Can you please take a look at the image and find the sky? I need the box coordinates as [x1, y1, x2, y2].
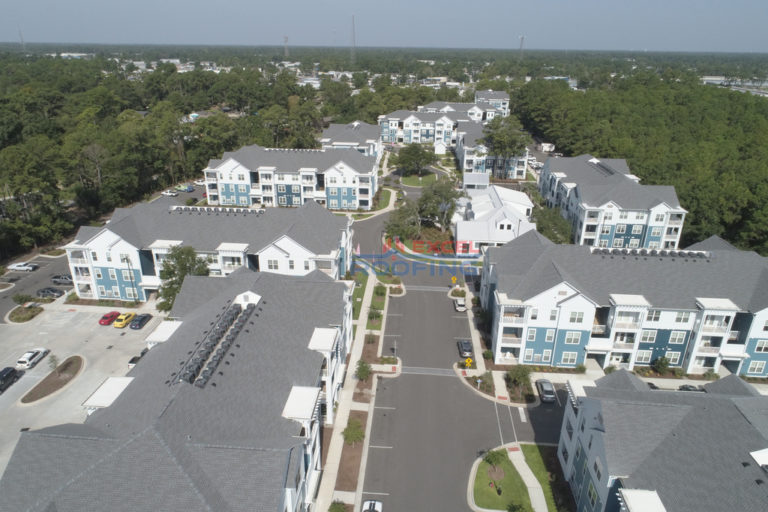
[2, 0, 767, 53]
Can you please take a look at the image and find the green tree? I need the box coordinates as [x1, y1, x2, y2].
[506, 365, 531, 389]
[417, 179, 464, 233]
[392, 144, 437, 177]
[652, 357, 670, 375]
[356, 360, 372, 382]
[481, 116, 532, 169]
[483, 449, 507, 471]
[384, 199, 421, 241]
[328, 501, 347, 512]
[342, 418, 365, 447]
[157, 245, 210, 312]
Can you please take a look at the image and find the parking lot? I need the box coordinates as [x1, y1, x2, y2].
[0, 255, 72, 322]
[0, 300, 160, 473]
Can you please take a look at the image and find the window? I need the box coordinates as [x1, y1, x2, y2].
[239, 196, 248, 205]
[676, 311, 690, 323]
[636, 212, 646, 221]
[524, 349, 534, 362]
[649, 241, 660, 249]
[328, 176, 337, 184]
[91, 251, 98, 261]
[121, 270, 131, 281]
[106, 252, 112, 262]
[304, 261, 310, 271]
[111, 286, 120, 297]
[588, 483, 598, 507]
[600, 226, 611, 234]
[330, 188, 337, 196]
[669, 331, 686, 344]
[632, 224, 643, 234]
[628, 238, 640, 248]
[619, 211, 628, 220]
[565, 332, 581, 344]
[292, 196, 301, 205]
[543, 349, 552, 362]
[640, 330, 657, 343]
[330, 200, 338, 208]
[95, 269, 102, 279]
[126, 287, 137, 299]
[655, 213, 665, 222]
[598, 240, 609, 248]
[756, 340, 768, 353]
[613, 238, 624, 248]
[593, 459, 602, 481]
[604, 212, 613, 221]
[666, 351, 680, 364]
[527, 329, 537, 341]
[277, 184, 286, 193]
[562, 352, 577, 364]
[292, 185, 300, 193]
[546, 329, 555, 342]
[570, 312, 584, 323]
[238, 184, 246, 192]
[288, 260, 294, 270]
[763, 320, 768, 331]
[108, 269, 117, 280]
[748, 361, 766, 374]
[530, 308, 538, 320]
[278, 196, 287, 205]
[615, 224, 626, 234]
[651, 227, 662, 237]
[267, 259, 278, 270]
[635, 350, 652, 364]
[647, 309, 661, 322]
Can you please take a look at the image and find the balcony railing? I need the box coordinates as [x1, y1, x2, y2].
[721, 344, 747, 357]
[698, 345, 720, 354]
[701, 324, 728, 334]
[613, 342, 635, 350]
[592, 324, 607, 335]
[668, 218, 684, 225]
[501, 335, 522, 346]
[503, 314, 525, 325]
[70, 258, 88, 265]
[74, 273, 91, 281]
[728, 330, 739, 341]
[614, 321, 640, 329]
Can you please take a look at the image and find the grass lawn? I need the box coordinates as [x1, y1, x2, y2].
[520, 444, 576, 512]
[352, 272, 369, 320]
[9, 305, 44, 322]
[371, 294, 386, 311]
[353, 213, 374, 220]
[474, 457, 533, 511]
[401, 172, 437, 187]
[372, 188, 391, 211]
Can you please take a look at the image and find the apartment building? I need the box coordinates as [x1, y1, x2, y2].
[63, 198, 352, 302]
[452, 185, 536, 256]
[418, 100, 502, 122]
[558, 370, 768, 512]
[378, 110, 463, 147]
[0, 270, 352, 512]
[320, 120, 383, 163]
[539, 155, 686, 249]
[474, 90, 510, 116]
[455, 121, 528, 188]
[204, 144, 378, 211]
[480, 231, 768, 377]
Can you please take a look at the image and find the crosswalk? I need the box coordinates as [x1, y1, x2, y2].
[401, 366, 456, 377]
[404, 285, 450, 292]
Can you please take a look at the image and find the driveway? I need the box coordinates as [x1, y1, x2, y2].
[0, 301, 160, 474]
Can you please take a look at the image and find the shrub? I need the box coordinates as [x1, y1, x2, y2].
[367, 309, 382, 320]
[703, 368, 719, 380]
[450, 288, 466, 298]
[374, 284, 387, 296]
[379, 356, 397, 365]
[12, 293, 35, 305]
[329, 502, 347, 512]
[604, 365, 616, 374]
[390, 285, 404, 295]
[507, 365, 531, 388]
[342, 418, 365, 447]
[185, 197, 197, 206]
[483, 349, 493, 360]
[673, 368, 685, 378]
[471, 296, 481, 307]
[365, 334, 378, 345]
[652, 356, 670, 375]
[575, 364, 587, 374]
[483, 449, 507, 470]
[356, 360, 372, 381]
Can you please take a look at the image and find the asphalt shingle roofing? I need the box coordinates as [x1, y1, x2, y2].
[321, 121, 380, 143]
[548, 155, 682, 210]
[584, 372, 768, 512]
[0, 270, 346, 512]
[487, 231, 768, 311]
[209, 143, 376, 175]
[73, 198, 348, 255]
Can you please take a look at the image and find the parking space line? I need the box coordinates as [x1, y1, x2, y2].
[369, 445, 393, 449]
[451, 315, 467, 319]
[387, 313, 403, 317]
[517, 407, 527, 423]
[363, 492, 390, 496]
[374, 406, 396, 410]
[507, 405, 519, 443]
[382, 334, 401, 337]
[493, 402, 505, 446]
[555, 388, 562, 407]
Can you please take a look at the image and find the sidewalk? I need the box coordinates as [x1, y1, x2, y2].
[506, 444, 548, 512]
[315, 266, 376, 512]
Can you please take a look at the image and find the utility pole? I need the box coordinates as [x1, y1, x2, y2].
[519, 35, 525, 61]
[351, 16, 357, 66]
[283, 36, 289, 58]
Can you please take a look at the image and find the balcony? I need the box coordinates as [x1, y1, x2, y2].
[69, 257, 88, 265]
[592, 324, 607, 336]
[614, 342, 635, 350]
[728, 330, 739, 342]
[697, 345, 720, 354]
[74, 272, 91, 281]
[586, 337, 613, 352]
[668, 217, 684, 226]
[501, 335, 522, 346]
[720, 344, 747, 358]
[701, 324, 728, 334]
[503, 314, 525, 325]
[614, 321, 640, 330]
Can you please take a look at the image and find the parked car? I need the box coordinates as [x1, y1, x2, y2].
[678, 384, 703, 392]
[457, 339, 473, 358]
[36, 287, 64, 299]
[193, 179, 206, 186]
[0, 367, 20, 393]
[175, 183, 194, 192]
[99, 311, 121, 326]
[161, 189, 178, 197]
[128, 348, 150, 369]
[536, 379, 557, 403]
[453, 297, 467, 312]
[129, 313, 153, 330]
[16, 348, 49, 369]
[51, 274, 73, 285]
[7, 262, 39, 272]
[647, 382, 660, 390]
[361, 501, 382, 512]
[113, 312, 137, 328]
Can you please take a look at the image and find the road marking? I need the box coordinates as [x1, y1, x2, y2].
[406, 285, 450, 292]
[387, 313, 403, 317]
[555, 387, 562, 407]
[369, 445, 393, 449]
[382, 334, 401, 337]
[494, 402, 505, 446]
[375, 406, 396, 410]
[507, 405, 519, 444]
[363, 492, 391, 496]
[401, 366, 455, 377]
[452, 315, 467, 319]
[518, 407, 527, 423]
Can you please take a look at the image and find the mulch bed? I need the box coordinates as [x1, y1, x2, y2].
[353, 377, 373, 403]
[488, 465, 505, 481]
[21, 356, 83, 403]
[361, 335, 379, 364]
[65, 296, 140, 308]
[321, 426, 333, 468]
[336, 410, 368, 492]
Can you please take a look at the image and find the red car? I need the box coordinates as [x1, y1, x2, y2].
[99, 311, 121, 326]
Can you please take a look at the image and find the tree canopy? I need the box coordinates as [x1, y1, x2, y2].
[157, 245, 210, 312]
[481, 116, 532, 160]
[392, 143, 438, 176]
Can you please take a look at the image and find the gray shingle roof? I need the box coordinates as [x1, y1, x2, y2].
[475, 90, 509, 100]
[380, 110, 464, 124]
[547, 155, 682, 210]
[320, 121, 380, 144]
[583, 371, 768, 512]
[686, 235, 740, 252]
[210, 144, 376, 175]
[0, 271, 346, 512]
[457, 121, 486, 147]
[73, 199, 348, 255]
[487, 230, 768, 311]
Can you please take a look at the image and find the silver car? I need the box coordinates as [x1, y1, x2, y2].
[16, 348, 49, 369]
[536, 379, 556, 403]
